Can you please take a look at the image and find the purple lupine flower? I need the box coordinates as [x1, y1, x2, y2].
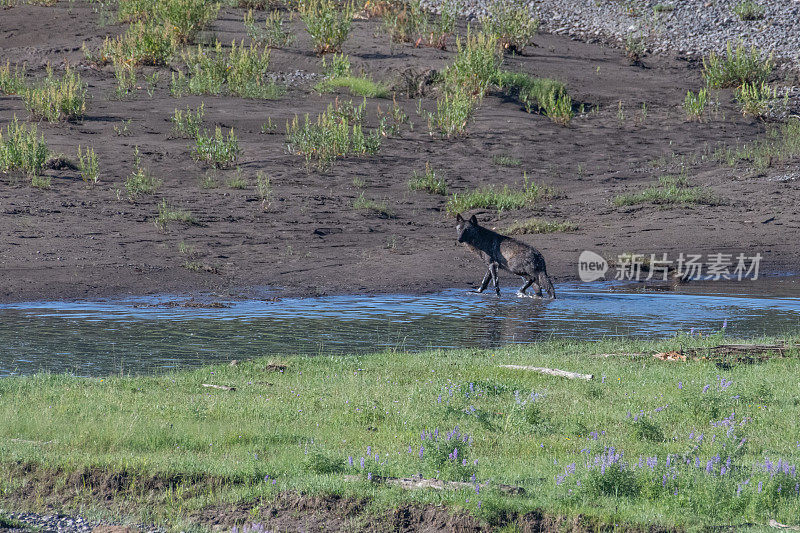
[758, 481, 763, 492]
[419, 446, 424, 459]
[678, 381, 683, 390]
[367, 472, 372, 481]
[702, 384, 711, 393]
[360, 457, 365, 469]
[348, 456, 354, 467]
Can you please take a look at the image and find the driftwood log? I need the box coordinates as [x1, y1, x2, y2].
[499, 365, 593, 381]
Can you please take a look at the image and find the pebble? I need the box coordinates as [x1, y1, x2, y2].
[0, 510, 163, 533]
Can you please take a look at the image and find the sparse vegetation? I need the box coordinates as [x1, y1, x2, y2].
[492, 154, 521, 167]
[226, 169, 248, 189]
[244, 9, 293, 48]
[408, 163, 447, 195]
[612, 175, 721, 207]
[480, 0, 539, 54]
[171, 40, 282, 99]
[22, 66, 86, 122]
[0, 118, 49, 178]
[714, 118, 800, 170]
[99, 20, 178, 67]
[286, 100, 381, 168]
[0, 61, 26, 95]
[77, 146, 99, 185]
[125, 147, 162, 199]
[736, 81, 779, 118]
[256, 171, 272, 208]
[702, 41, 773, 89]
[733, 0, 765, 21]
[314, 54, 389, 98]
[353, 192, 394, 217]
[381, 0, 428, 45]
[506, 218, 578, 234]
[497, 71, 573, 125]
[446, 175, 552, 214]
[193, 126, 241, 168]
[156, 199, 197, 230]
[683, 88, 708, 120]
[624, 32, 646, 63]
[299, 0, 356, 54]
[116, 0, 220, 43]
[171, 104, 205, 138]
[30, 174, 51, 189]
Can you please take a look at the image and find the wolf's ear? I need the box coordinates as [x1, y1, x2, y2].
[469, 214, 478, 225]
[455, 213, 463, 222]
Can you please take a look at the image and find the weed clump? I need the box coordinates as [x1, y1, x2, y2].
[408, 163, 447, 195]
[314, 54, 389, 98]
[125, 147, 162, 199]
[733, 0, 765, 21]
[683, 88, 708, 121]
[0, 118, 49, 178]
[480, 0, 539, 54]
[446, 174, 551, 214]
[612, 175, 721, 207]
[736, 81, 781, 118]
[506, 218, 577, 234]
[193, 127, 241, 168]
[299, 0, 356, 54]
[171, 104, 205, 139]
[22, 66, 86, 122]
[286, 100, 381, 169]
[244, 9, 293, 48]
[702, 41, 773, 89]
[171, 40, 282, 99]
[77, 146, 99, 185]
[497, 71, 573, 125]
[0, 61, 26, 95]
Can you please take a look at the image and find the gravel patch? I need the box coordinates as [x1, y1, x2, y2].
[422, 0, 800, 73]
[0, 510, 163, 533]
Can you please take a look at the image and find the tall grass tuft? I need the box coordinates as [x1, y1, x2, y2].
[193, 127, 241, 168]
[125, 146, 162, 199]
[0, 61, 26, 95]
[480, 0, 539, 54]
[445, 174, 551, 214]
[314, 54, 389, 98]
[299, 0, 356, 54]
[497, 71, 573, 125]
[244, 9, 293, 48]
[683, 88, 708, 120]
[77, 146, 99, 185]
[0, 118, 49, 178]
[22, 66, 86, 122]
[702, 41, 773, 89]
[736, 81, 779, 118]
[171, 40, 282, 99]
[612, 175, 721, 207]
[408, 163, 447, 195]
[733, 0, 765, 21]
[171, 104, 205, 138]
[286, 100, 381, 169]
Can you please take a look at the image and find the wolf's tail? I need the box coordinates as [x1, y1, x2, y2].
[538, 271, 556, 299]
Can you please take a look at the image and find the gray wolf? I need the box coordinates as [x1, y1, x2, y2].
[455, 213, 556, 299]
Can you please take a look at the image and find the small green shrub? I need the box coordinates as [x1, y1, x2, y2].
[112, 60, 137, 99]
[171, 104, 205, 138]
[408, 163, 446, 195]
[491, 154, 521, 167]
[381, 0, 428, 44]
[480, 0, 539, 53]
[497, 71, 572, 125]
[100, 20, 178, 66]
[353, 192, 394, 217]
[193, 126, 241, 168]
[299, 0, 356, 54]
[244, 9, 293, 48]
[22, 66, 86, 122]
[226, 168, 248, 189]
[0, 61, 26, 95]
[505, 218, 577, 234]
[314, 54, 389, 97]
[125, 147, 162, 199]
[443, 30, 502, 100]
[31, 175, 52, 189]
[256, 171, 272, 208]
[172, 40, 282, 99]
[117, 0, 219, 43]
[541, 90, 573, 125]
[733, 0, 765, 21]
[624, 32, 646, 62]
[702, 41, 773, 89]
[446, 174, 551, 214]
[683, 88, 708, 120]
[0, 118, 49, 178]
[612, 175, 720, 207]
[427, 90, 475, 137]
[736, 81, 778, 117]
[286, 100, 381, 168]
[156, 199, 197, 230]
[77, 146, 99, 185]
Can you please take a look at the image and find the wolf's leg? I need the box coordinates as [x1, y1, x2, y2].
[490, 263, 500, 296]
[516, 277, 533, 298]
[538, 272, 556, 299]
[469, 269, 492, 294]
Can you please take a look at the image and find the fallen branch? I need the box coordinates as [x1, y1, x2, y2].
[202, 383, 236, 391]
[499, 365, 593, 381]
[769, 519, 800, 531]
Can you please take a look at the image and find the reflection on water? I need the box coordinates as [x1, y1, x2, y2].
[0, 282, 798, 377]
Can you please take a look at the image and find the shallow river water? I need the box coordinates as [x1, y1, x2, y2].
[0, 282, 798, 377]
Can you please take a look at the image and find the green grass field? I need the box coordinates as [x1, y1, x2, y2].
[1, 335, 799, 531]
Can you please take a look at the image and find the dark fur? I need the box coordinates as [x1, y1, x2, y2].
[455, 214, 556, 299]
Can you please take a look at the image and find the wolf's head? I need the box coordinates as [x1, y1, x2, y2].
[455, 213, 479, 243]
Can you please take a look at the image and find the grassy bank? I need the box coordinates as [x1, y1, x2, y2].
[1, 336, 799, 531]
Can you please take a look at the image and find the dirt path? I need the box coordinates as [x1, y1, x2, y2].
[1, 2, 798, 302]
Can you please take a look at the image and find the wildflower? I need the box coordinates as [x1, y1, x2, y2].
[678, 381, 683, 389]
